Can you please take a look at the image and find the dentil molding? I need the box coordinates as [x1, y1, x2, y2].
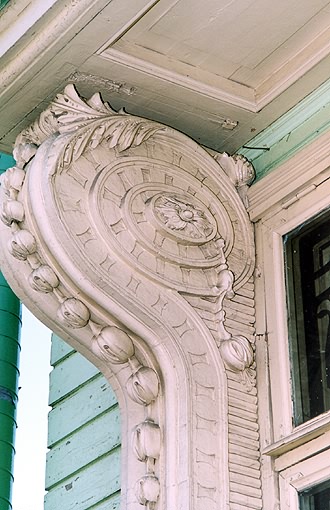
[0, 85, 260, 510]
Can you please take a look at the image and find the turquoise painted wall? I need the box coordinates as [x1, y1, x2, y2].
[45, 335, 121, 510]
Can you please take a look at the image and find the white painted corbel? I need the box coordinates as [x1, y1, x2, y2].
[0, 85, 260, 510]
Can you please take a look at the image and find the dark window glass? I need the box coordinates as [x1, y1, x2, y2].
[284, 208, 330, 426]
[299, 479, 330, 510]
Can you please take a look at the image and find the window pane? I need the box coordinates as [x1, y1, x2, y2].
[299, 479, 330, 510]
[284, 208, 330, 426]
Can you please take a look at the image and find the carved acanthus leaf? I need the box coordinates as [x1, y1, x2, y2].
[215, 152, 255, 207]
[15, 111, 59, 154]
[216, 153, 255, 188]
[50, 84, 165, 167]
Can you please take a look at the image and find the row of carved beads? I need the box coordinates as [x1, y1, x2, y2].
[1, 166, 61, 297]
[91, 324, 161, 507]
[1, 158, 161, 509]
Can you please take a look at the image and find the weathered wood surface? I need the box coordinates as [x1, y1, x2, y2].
[45, 335, 121, 510]
[49, 351, 100, 405]
[51, 334, 75, 365]
[44, 450, 121, 510]
[46, 408, 120, 488]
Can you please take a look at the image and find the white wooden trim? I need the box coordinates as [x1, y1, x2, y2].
[279, 449, 330, 495]
[100, 47, 257, 111]
[264, 412, 330, 457]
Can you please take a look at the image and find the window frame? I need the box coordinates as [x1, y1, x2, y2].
[257, 187, 330, 444]
[248, 129, 330, 510]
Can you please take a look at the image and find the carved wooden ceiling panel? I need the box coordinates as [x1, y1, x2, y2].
[1, 0, 330, 154]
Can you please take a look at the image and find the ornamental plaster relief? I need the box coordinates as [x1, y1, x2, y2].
[0, 85, 260, 510]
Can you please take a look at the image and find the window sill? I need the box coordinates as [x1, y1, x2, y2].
[263, 411, 330, 457]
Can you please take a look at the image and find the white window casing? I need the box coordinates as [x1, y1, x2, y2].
[248, 128, 330, 510]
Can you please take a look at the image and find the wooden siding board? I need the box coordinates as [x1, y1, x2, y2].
[87, 492, 121, 510]
[46, 408, 121, 488]
[50, 334, 75, 365]
[48, 374, 118, 446]
[49, 352, 100, 405]
[46, 335, 121, 510]
[44, 450, 121, 510]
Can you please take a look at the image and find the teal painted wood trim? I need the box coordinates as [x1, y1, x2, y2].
[238, 77, 330, 180]
[44, 449, 121, 510]
[0, 153, 14, 173]
[48, 373, 118, 446]
[46, 407, 120, 489]
[49, 351, 100, 405]
[50, 334, 75, 366]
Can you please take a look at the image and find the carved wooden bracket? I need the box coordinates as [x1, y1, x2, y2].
[0, 85, 260, 510]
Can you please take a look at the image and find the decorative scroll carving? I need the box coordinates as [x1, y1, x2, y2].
[0, 85, 259, 510]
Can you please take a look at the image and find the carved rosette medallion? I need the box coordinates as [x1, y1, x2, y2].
[151, 193, 216, 242]
[83, 156, 236, 295]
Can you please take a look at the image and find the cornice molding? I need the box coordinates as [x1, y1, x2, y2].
[247, 127, 330, 221]
[0, 0, 112, 96]
[100, 47, 257, 112]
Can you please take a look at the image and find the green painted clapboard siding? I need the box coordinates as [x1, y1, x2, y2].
[47, 374, 118, 446]
[85, 492, 121, 510]
[238, 75, 330, 180]
[46, 335, 121, 510]
[50, 334, 75, 365]
[44, 449, 121, 510]
[49, 351, 100, 405]
[46, 407, 120, 488]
